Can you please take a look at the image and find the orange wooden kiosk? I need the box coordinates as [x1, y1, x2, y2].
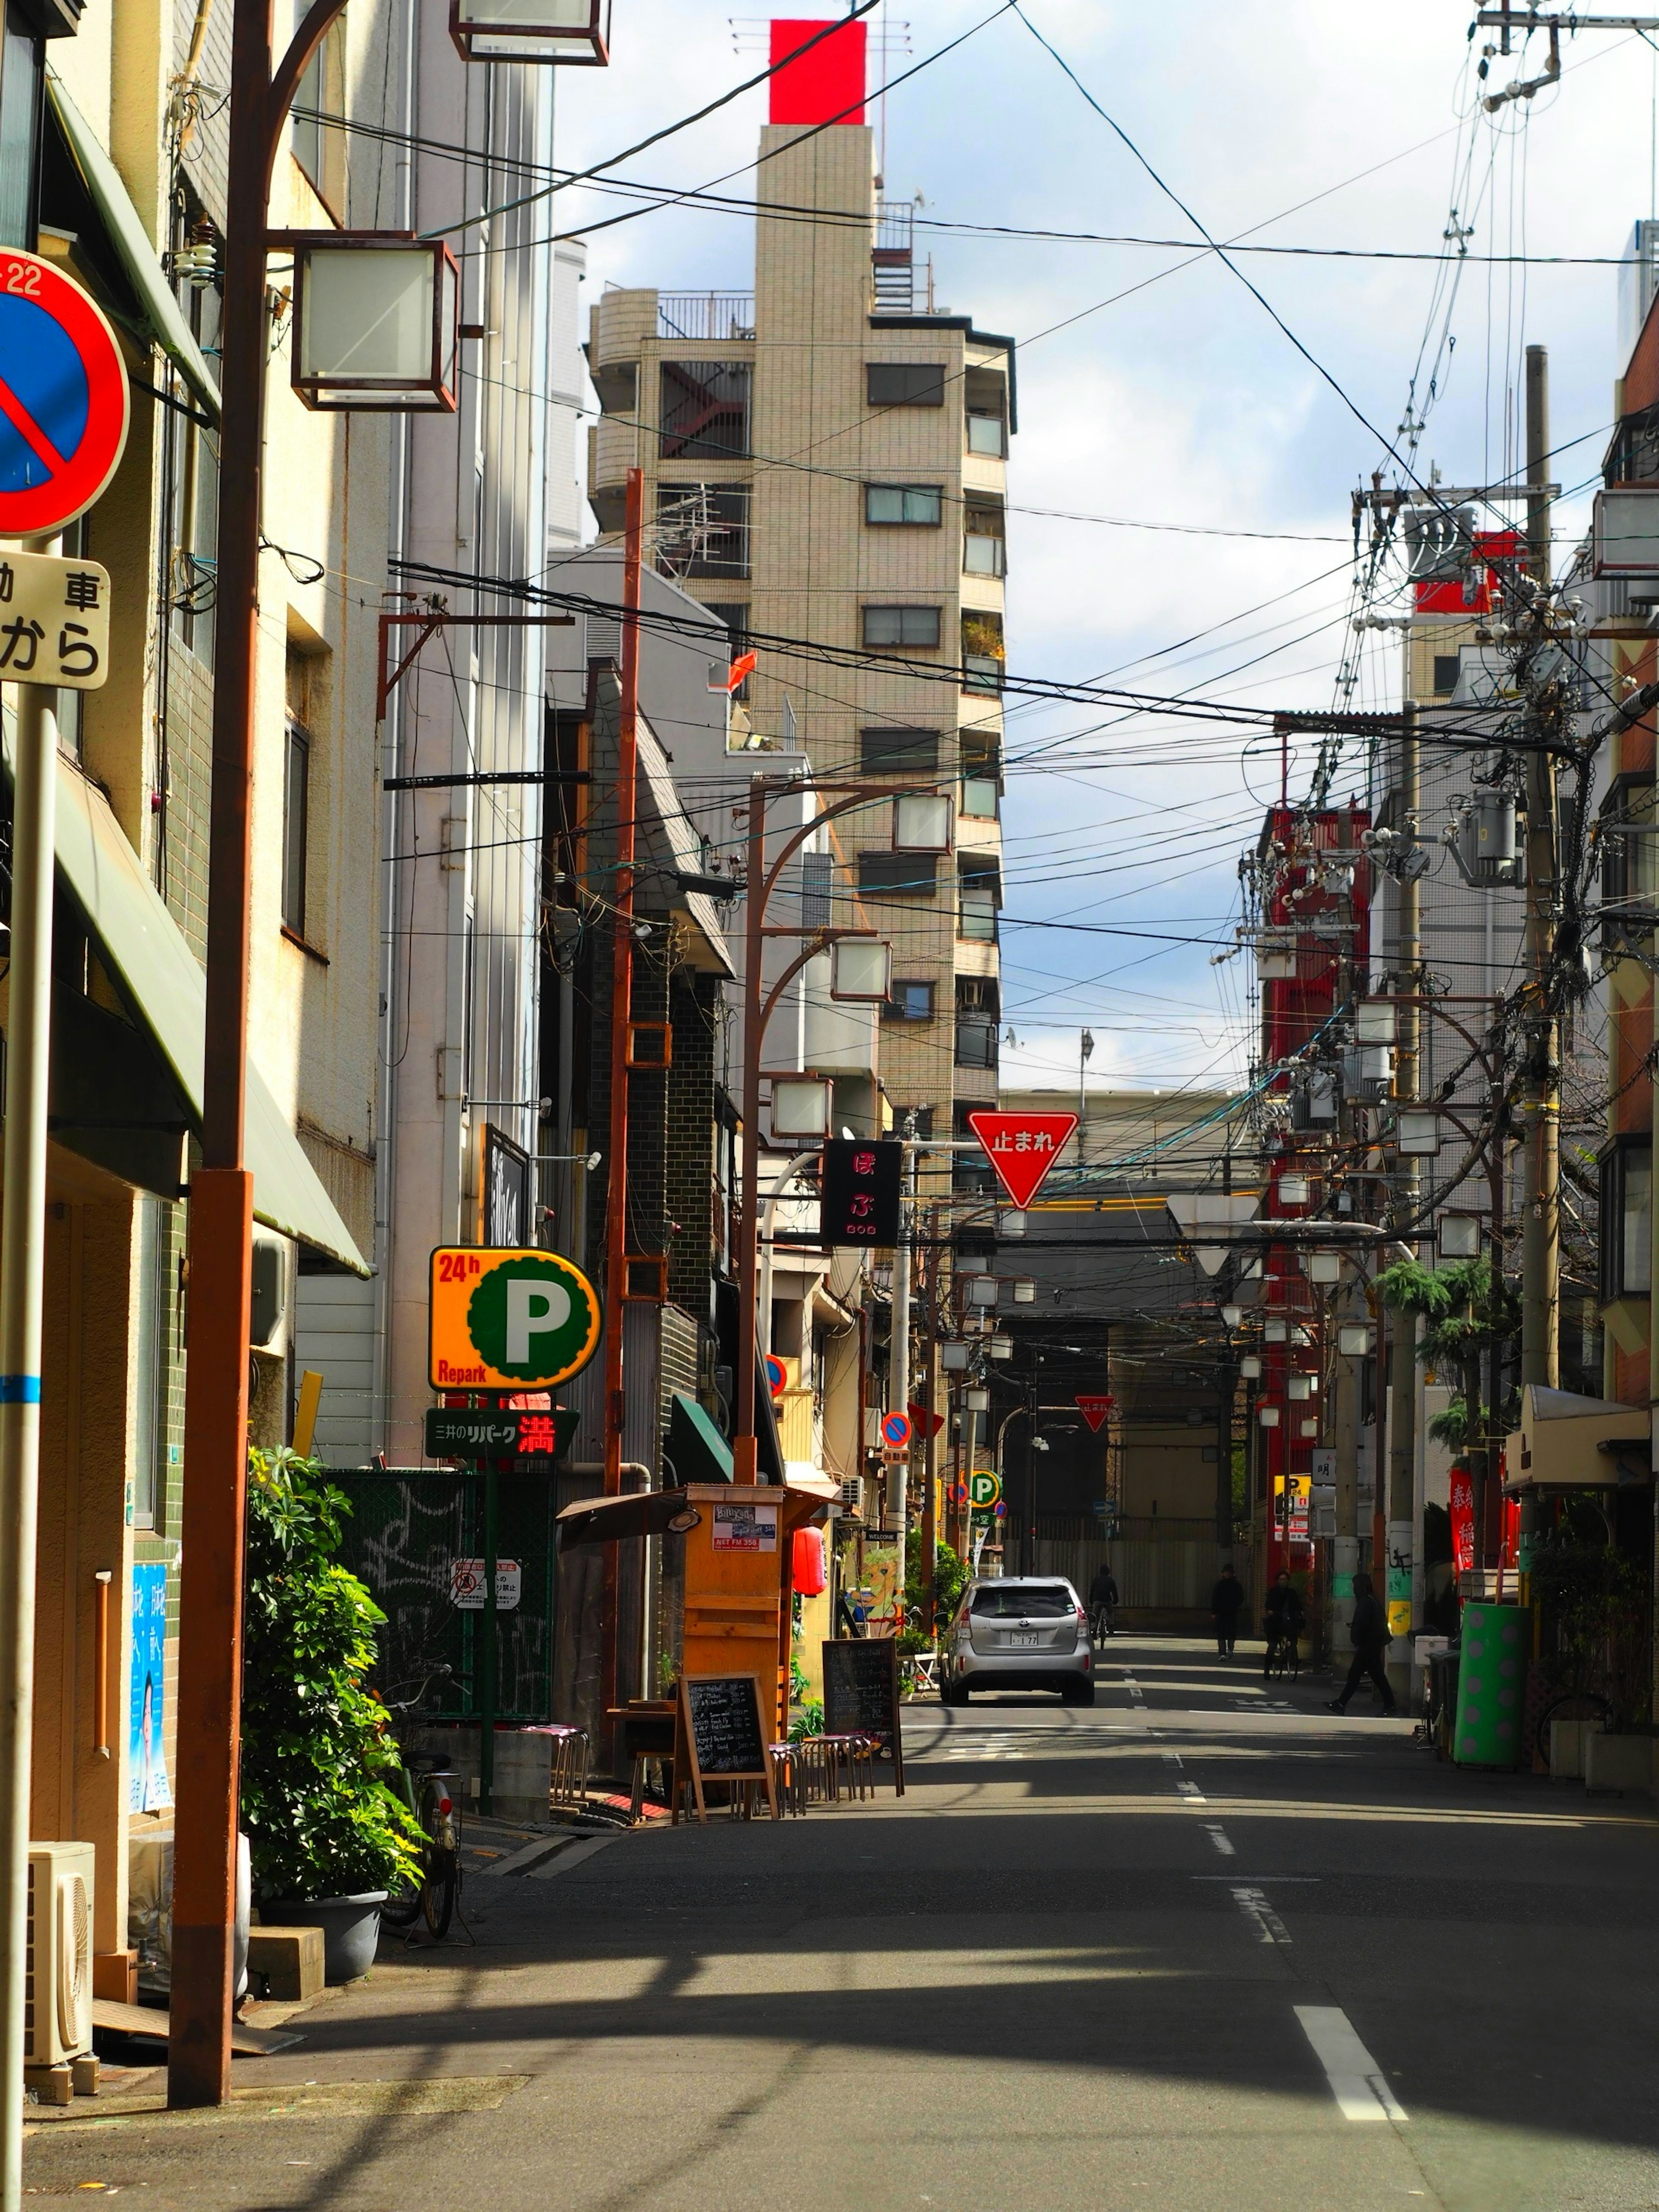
[558, 1472, 836, 1738]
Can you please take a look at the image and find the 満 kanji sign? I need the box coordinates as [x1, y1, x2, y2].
[0, 547, 110, 690]
[0, 251, 130, 536]
[428, 1246, 601, 1391]
[966, 1110, 1077, 1210]
[1075, 1393, 1115, 1433]
[424, 1406, 579, 1460]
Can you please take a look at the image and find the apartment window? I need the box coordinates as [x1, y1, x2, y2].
[1600, 1136, 1653, 1302]
[867, 361, 945, 408]
[659, 360, 751, 458]
[859, 725, 939, 775]
[865, 483, 942, 526]
[958, 856, 1000, 941]
[1600, 772, 1656, 949]
[961, 609, 1004, 693]
[0, 7, 41, 249]
[282, 718, 310, 936]
[293, 18, 347, 217]
[965, 365, 1008, 456]
[885, 980, 935, 1022]
[1606, 401, 1659, 487]
[859, 851, 938, 897]
[863, 604, 941, 651]
[954, 1017, 998, 1069]
[961, 772, 999, 819]
[964, 498, 1006, 576]
[1432, 653, 1461, 695]
[655, 484, 749, 578]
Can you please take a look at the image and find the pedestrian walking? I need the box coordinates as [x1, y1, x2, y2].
[1211, 1564, 1245, 1657]
[1327, 1570, 1398, 1715]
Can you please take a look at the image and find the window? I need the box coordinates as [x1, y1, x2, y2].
[867, 361, 945, 408]
[282, 718, 310, 936]
[885, 980, 935, 1022]
[1600, 1137, 1653, 1302]
[1606, 402, 1659, 487]
[865, 483, 942, 526]
[971, 1583, 1074, 1618]
[863, 604, 941, 650]
[659, 360, 751, 458]
[965, 365, 1008, 456]
[964, 499, 1006, 576]
[961, 609, 1004, 693]
[1600, 772, 1656, 949]
[859, 725, 939, 775]
[1432, 653, 1461, 695]
[0, 7, 41, 249]
[958, 857, 1000, 942]
[799, 850, 832, 929]
[293, 17, 347, 218]
[954, 1018, 998, 1069]
[858, 852, 937, 896]
[654, 484, 749, 578]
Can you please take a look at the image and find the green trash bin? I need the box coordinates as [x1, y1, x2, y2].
[1452, 1602, 1528, 1767]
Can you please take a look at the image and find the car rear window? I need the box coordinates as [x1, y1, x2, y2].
[970, 1584, 1075, 1619]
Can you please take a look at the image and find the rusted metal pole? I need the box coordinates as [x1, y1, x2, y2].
[734, 774, 766, 1485]
[600, 468, 643, 1723]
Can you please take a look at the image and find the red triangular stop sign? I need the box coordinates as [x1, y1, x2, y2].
[907, 1401, 945, 1439]
[966, 1110, 1077, 1210]
[1076, 1393, 1115, 1432]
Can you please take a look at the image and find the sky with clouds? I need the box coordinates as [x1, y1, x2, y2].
[550, 0, 1659, 1098]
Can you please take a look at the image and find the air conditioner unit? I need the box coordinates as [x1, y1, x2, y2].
[26, 1843, 94, 2069]
[839, 1475, 865, 1516]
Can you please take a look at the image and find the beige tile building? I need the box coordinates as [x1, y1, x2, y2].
[586, 117, 1013, 1189]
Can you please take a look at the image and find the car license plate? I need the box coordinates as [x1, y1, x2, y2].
[1009, 1631, 1039, 1648]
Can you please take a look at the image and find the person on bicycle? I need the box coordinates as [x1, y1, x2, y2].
[1262, 1570, 1305, 1677]
[1087, 1563, 1119, 1640]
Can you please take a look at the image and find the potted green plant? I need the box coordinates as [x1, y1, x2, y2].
[240, 1449, 420, 1982]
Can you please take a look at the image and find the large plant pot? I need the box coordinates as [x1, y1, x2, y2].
[262, 1892, 387, 1983]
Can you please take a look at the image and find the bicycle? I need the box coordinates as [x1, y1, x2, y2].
[1264, 1629, 1300, 1682]
[1089, 1601, 1117, 1643]
[378, 1667, 462, 1941]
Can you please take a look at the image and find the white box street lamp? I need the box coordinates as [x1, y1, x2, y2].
[449, 0, 611, 62]
[285, 234, 460, 411]
[766, 1076, 833, 1139]
[829, 936, 891, 1001]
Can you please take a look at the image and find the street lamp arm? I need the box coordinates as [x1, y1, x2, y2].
[756, 779, 944, 910]
[265, 0, 352, 178]
[756, 928, 857, 1037]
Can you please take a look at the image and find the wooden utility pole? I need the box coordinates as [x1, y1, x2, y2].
[1385, 700, 1420, 1674]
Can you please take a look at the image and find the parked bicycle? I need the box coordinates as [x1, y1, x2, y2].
[378, 1666, 461, 1941]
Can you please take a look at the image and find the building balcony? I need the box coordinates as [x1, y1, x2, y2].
[656, 292, 755, 342]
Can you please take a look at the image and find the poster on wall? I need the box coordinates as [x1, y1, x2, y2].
[129, 1562, 172, 1813]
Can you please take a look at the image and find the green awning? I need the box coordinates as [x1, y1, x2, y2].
[44, 70, 222, 423]
[3, 728, 367, 1274]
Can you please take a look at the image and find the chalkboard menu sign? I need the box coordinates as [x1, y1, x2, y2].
[821, 1637, 905, 1795]
[676, 1672, 778, 1820]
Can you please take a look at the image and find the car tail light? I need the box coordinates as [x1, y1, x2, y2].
[1076, 1606, 1088, 1628]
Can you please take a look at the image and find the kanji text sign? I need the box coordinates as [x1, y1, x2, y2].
[424, 1407, 578, 1459]
[428, 1246, 601, 1390]
[0, 549, 110, 689]
[966, 1110, 1078, 1209]
[0, 251, 130, 535]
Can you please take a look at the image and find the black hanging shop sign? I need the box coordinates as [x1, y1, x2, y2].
[819, 1138, 902, 1248]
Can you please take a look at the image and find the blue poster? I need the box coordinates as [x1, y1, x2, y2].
[129, 1563, 172, 1813]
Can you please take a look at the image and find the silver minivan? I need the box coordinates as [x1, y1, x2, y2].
[939, 1577, 1094, 1705]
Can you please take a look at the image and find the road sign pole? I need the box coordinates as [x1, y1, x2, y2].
[481, 1452, 499, 1817]
[0, 566, 60, 2212]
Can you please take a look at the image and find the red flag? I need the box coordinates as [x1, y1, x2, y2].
[966, 1109, 1077, 1209]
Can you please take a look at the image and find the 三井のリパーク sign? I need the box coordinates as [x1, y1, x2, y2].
[428, 1246, 601, 1390]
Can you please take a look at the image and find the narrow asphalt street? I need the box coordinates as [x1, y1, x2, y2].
[27, 1635, 1659, 2212]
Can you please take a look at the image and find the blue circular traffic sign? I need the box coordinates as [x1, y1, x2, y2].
[0, 251, 129, 536]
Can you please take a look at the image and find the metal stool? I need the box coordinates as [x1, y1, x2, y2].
[769, 1743, 806, 1816]
[547, 1725, 590, 1809]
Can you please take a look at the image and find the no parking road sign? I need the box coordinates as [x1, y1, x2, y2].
[880, 1409, 912, 1452]
[0, 251, 130, 537]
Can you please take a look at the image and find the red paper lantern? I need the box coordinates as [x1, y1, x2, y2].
[791, 1526, 827, 1596]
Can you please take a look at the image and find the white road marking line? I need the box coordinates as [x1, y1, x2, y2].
[484, 1832, 578, 1877]
[1192, 1875, 1321, 1882]
[1204, 1824, 1235, 1856]
[1176, 1780, 1206, 1804]
[524, 1834, 618, 1879]
[1294, 2005, 1408, 2123]
[1162, 1751, 1182, 1766]
[1232, 1885, 1291, 1945]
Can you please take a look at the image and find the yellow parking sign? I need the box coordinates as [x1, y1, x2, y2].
[428, 1247, 602, 1391]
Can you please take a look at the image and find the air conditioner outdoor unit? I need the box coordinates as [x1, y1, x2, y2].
[26, 1842, 94, 2069]
[839, 1475, 865, 1516]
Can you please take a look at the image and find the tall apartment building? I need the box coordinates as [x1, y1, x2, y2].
[585, 17, 1013, 1188]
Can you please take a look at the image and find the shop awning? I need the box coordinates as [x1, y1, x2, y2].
[1504, 1385, 1651, 1490]
[4, 730, 367, 1274]
[44, 69, 222, 422]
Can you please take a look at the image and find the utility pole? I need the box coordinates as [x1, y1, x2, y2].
[1521, 341, 1561, 1394]
[919, 1201, 939, 1629]
[599, 468, 644, 1722]
[0, 632, 60, 2212]
[1386, 698, 1421, 1691]
[890, 1135, 915, 1613]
